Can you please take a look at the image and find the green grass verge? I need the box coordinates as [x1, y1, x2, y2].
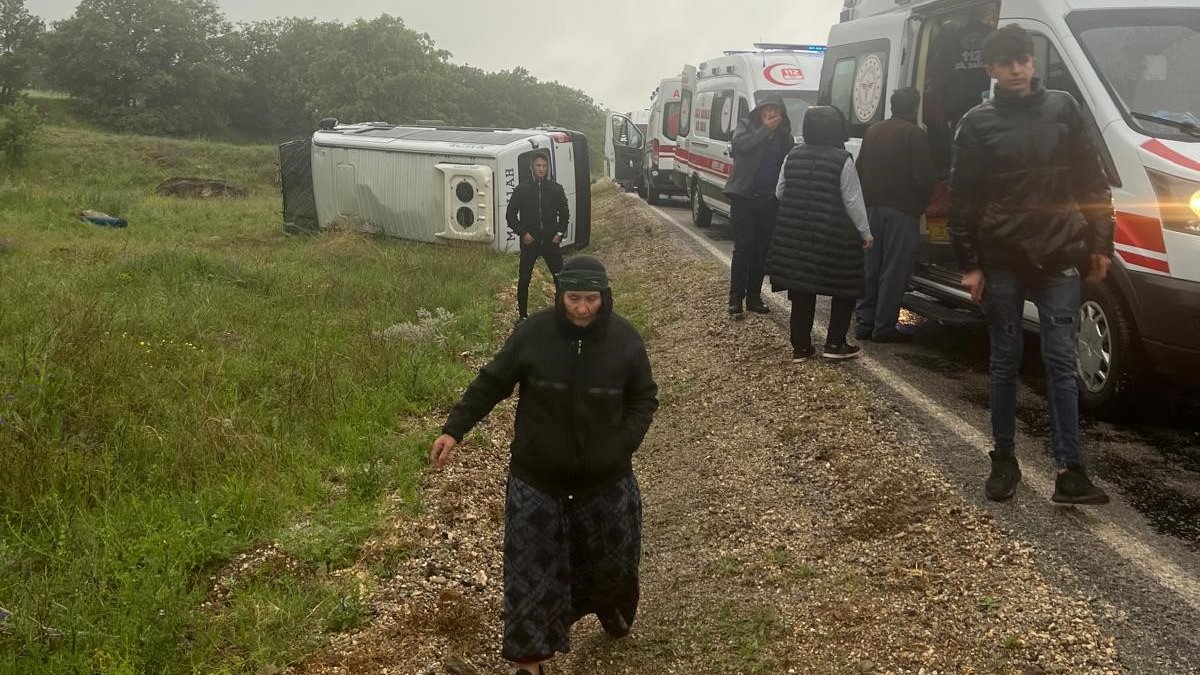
[0, 125, 513, 673]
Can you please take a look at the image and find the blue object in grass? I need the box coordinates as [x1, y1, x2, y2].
[77, 209, 128, 228]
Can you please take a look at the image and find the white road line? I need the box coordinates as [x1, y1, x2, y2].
[645, 199, 1200, 613]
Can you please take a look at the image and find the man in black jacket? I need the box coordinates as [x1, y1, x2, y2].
[724, 95, 795, 319]
[949, 24, 1113, 505]
[506, 150, 570, 324]
[430, 255, 658, 675]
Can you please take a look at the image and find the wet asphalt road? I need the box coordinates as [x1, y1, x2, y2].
[645, 194, 1200, 674]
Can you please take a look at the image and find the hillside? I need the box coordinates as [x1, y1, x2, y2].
[0, 123, 518, 673]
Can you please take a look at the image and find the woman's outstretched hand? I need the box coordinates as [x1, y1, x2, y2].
[430, 434, 457, 469]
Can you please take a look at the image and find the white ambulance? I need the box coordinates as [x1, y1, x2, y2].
[673, 44, 826, 227]
[638, 78, 687, 205]
[824, 0, 1200, 414]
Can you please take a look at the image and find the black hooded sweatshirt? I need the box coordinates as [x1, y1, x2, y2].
[441, 284, 658, 496]
[724, 95, 796, 199]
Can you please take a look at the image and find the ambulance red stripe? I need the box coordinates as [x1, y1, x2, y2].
[1114, 211, 1167, 254]
[1141, 139, 1200, 173]
[1117, 248, 1171, 274]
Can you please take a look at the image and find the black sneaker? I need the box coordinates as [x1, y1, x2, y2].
[513, 316, 527, 327]
[792, 346, 816, 363]
[597, 608, 631, 638]
[822, 343, 862, 360]
[854, 325, 873, 341]
[985, 450, 1021, 501]
[1052, 465, 1110, 505]
[728, 303, 745, 321]
[746, 299, 770, 314]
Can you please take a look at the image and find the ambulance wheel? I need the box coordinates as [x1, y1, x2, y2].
[691, 184, 712, 228]
[1077, 279, 1142, 418]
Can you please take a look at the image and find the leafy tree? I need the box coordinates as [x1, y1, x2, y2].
[302, 15, 463, 126]
[0, 0, 43, 104]
[220, 18, 340, 140]
[0, 98, 41, 164]
[43, 0, 232, 135]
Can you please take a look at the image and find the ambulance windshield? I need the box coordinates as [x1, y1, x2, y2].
[756, 90, 818, 134]
[1069, 8, 1200, 142]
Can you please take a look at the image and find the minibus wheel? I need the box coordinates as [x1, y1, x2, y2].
[1077, 279, 1142, 417]
[691, 182, 713, 228]
[644, 171, 661, 205]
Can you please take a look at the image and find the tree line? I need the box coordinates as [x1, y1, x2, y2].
[0, 0, 606, 147]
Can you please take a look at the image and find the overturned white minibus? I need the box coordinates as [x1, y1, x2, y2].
[280, 122, 592, 253]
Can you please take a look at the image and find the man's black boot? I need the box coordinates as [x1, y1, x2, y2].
[985, 450, 1021, 501]
[1052, 465, 1110, 505]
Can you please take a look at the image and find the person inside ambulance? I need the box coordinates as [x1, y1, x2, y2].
[931, 4, 1000, 128]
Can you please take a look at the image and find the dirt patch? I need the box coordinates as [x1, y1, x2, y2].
[288, 185, 1121, 674]
[155, 177, 248, 199]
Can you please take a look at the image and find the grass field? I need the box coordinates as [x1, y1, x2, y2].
[0, 121, 517, 673]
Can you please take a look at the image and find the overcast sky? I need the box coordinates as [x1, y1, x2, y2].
[27, 0, 844, 113]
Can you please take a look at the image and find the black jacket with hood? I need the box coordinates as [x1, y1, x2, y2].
[441, 260, 658, 496]
[948, 80, 1114, 274]
[506, 177, 570, 242]
[724, 95, 796, 199]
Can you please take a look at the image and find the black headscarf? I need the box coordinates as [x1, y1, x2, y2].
[554, 255, 613, 337]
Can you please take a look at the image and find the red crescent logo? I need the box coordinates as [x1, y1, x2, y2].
[763, 63, 804, 87]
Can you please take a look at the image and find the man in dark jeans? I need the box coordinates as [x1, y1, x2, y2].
[949, 24, 1113, 504]
[507, 150, 569, 324]
[723, 95, 794, 320]
[854, 88, 936, 342]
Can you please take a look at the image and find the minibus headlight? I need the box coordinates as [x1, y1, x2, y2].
[1148, 169, 1200, 235]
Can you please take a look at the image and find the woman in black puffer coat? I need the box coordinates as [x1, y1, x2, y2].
[768, 106, 875, 362]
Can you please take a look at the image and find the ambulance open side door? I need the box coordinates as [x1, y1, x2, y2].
[604, 112, 644, 191]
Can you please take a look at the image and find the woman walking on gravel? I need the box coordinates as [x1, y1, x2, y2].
[768, 106, 874, 362]
[430, 255, 659, 675]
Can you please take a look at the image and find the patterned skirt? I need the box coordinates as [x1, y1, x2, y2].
[501, 473, 642, 662]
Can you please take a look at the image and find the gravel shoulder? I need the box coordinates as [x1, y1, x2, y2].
[290, 184, 1123, 675]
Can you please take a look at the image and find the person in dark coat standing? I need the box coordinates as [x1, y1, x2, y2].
[769, 106, 874, 362]
[430, 255, 658, 675]
[723, 95, 795, 319]
[854, 88, 937, 342]
[506, 150, 570, 324]
[950, 24, 1113, 505]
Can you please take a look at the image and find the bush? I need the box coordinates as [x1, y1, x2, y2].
[0, 99, 41, 164]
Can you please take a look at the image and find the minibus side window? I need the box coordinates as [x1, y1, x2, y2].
[821, 44, 889, 138]
[736, 97, 751, 127]
[1032, 34, 1121, 185]
[829, 58, 858, 130]
[664, 102, 682, 141]
[710, 91, 737, 142]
